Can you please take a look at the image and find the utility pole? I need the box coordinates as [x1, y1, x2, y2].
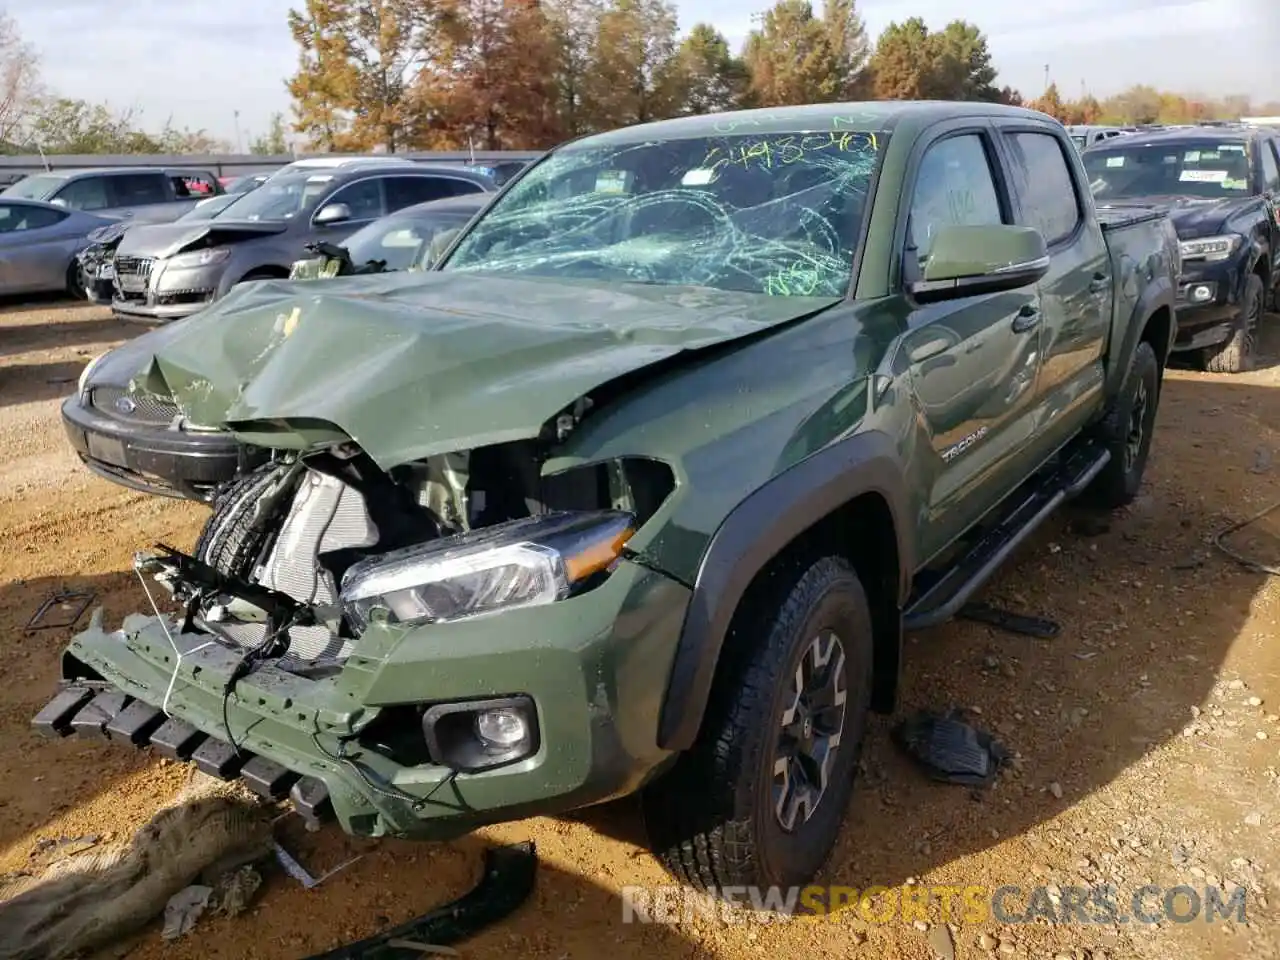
[233, 110, 242, 153]
[1044, 64, 1050, 92]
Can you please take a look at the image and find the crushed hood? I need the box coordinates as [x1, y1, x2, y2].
[117, 219, 290, 259]
[140, 272, 838, 469]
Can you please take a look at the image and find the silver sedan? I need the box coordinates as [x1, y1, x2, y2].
[0, 198, 118, 297]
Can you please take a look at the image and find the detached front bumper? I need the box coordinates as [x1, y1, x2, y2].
[61, 395, 260, 502]
[36, 561, 690, 840]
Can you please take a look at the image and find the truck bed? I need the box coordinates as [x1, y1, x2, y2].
[1096, 203, 1168, 231]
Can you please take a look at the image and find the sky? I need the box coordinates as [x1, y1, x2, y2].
[8, 0, 1279, 146]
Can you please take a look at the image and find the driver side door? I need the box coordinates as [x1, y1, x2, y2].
[900, 126, 1045, 561]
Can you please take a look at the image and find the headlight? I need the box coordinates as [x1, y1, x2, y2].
[340, 510, 635, 631]
[1178, 235, 1241, 262]
[167, 247, 232, 269]
[78, 351, 106, 394]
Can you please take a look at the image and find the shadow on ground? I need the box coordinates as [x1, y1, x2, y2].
[0, 360, 87, 409]
[0, 315, 131, 360]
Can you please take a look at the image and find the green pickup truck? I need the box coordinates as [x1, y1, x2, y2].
[36, 101, 1180, 894]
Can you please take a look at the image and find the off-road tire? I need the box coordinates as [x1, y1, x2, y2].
[1083, 340, 1160, 509]
[194, 462, 290, 575]
[1201, 273, 1263, 374]
[640, 555, 874, 894]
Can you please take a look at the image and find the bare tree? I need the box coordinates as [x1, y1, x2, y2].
[0, 11, 43, 147]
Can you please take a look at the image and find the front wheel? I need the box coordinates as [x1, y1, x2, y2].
[641, 555, 873, 893]
[1200, 273, 1262, 374]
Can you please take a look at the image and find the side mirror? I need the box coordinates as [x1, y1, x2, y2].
[314, 202, 352, 226]
[910, 224, 1050, 303]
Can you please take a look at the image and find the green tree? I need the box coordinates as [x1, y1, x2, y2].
[579, 0, 682, 129]
[868, 17, 1000, 101]
[250, 113, 290, 154]
[671, 24, 749, 115]
[742, 0, 868, 107]
[544, 0, 603, 138]
[287, 0, 452, 151]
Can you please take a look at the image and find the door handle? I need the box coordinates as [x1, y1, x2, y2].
[1011, 304, 1039, 334]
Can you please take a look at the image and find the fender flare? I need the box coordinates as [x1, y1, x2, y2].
[656, 429, 913, 752]
[1105, 274, 1175, 401]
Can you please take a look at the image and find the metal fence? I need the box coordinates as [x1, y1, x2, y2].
[0, 150, 546, 180]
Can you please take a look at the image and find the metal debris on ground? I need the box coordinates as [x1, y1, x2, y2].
[273, 840, 363, 890]
[301, 841, 538, 960]
[25, 590, 96, 631]
[892, 709, 1010, 787]
[959, 602, 1060, 639]
[162, 864, 264, 940]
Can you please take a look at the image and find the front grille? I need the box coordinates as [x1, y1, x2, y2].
[89, 386, 179, 424]
[114, 255, 154, 277]
[113, 255, 154, 301]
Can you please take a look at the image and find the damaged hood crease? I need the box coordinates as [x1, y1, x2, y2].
[140, 272, 839, 469]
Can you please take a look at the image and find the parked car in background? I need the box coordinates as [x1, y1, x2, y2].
[66, 194, 491, 500]
[223, 172, 275, 194]
[1082, 124, 1280, 371]
[1, 167, 225, 224]
[107, 162, 496, 322]
[289, 193, 489, 279]
[0, 198, 118, 297]
[1065, 125, 1136, 150]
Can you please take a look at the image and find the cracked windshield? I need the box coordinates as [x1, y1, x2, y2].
[444, 131, 883, 296]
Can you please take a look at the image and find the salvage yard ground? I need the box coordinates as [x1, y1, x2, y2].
[1, 299, 1279, 960]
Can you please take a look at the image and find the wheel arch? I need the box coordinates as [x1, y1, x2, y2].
[1107, 275, 1176, 401]
[656, 430, 913, 753]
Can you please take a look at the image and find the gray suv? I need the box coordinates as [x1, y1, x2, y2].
[1, 167, 223, 223]
[108, 162, 495, 322]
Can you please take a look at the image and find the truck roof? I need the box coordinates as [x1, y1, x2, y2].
[577, 100, 1054, 146]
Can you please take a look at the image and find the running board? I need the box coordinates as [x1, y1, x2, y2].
[904, 444, 1110, 631]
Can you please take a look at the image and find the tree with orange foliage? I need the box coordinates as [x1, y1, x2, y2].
[414, 0, 563, 149]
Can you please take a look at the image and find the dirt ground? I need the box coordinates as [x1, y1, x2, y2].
[1, 298, 1278, 960]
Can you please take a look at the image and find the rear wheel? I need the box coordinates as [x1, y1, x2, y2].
[1201, 273, 1262, 374]
[641, 555, 873, 893]
[1083, 340, 1160, 509]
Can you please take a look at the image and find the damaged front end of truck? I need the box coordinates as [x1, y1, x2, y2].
[34, 269, 838, 839]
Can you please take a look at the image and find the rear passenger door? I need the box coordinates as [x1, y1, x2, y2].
[384, 175, 486, 213]
[997, 124, 1110, 450]
[50, 176, 112, 214]
[900, 123, 1045, 558]
[107, 173, 174, 221]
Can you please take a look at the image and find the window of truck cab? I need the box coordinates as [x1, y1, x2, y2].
[439, 128, 886, 297]
[900, 128, 1011, 291]
[1083, 138, 1257, 200]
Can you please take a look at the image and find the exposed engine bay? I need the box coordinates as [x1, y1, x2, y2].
[140, 435, 673, 676]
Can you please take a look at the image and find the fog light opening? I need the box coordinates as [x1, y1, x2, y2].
[423, 695, 540, 774]
[1191, 284, 1213, 303]
[476, 707, 530, 753]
